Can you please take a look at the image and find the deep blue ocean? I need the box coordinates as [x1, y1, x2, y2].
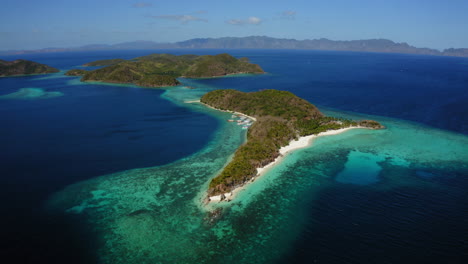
[0, 50, 467, 264]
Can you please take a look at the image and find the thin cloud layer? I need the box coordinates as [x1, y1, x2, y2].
[226, 16, 262, 25]
[152, 14, 208, 24]
[281, 10, 296, 19]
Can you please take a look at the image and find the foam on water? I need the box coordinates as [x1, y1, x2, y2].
[46, 83, 468, 263]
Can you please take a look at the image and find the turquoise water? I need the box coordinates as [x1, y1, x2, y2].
[2, 50, 467, 264]
[335, 151, 384, 185]
[0, 87, 63, 99]
[46, 84, 468, 263]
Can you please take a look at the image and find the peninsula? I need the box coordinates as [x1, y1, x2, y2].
[66, 53, 264, 87]
[0, 59, 59, 77]
[201, 89, 383, 200]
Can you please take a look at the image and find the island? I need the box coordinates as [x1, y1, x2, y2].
[0, 59, 59, 77]
[65, 53, 265, 87]
[8, 36, 468, 58]
[64, 69, 88, 76]
[200, 89, 383, 201]
[83, 58, 126, 66]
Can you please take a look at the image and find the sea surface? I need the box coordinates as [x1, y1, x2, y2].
[0, 50, 467, 264]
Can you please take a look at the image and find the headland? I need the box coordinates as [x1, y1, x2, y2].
[200, 89, 383, 202]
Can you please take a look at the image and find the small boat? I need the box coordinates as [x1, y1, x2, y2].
[228, 119, 235, 122]
[242, 126, 249, 130]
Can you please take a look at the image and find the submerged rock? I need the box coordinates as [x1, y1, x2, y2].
[127, 209, 152, 217]
[204, 208, 223, 225]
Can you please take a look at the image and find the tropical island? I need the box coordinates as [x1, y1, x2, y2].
[65, 53, 265, 87]
[83, 58, 126, 66]
[0, 59, 59, 77]
[200, 89, 383, 201]
[64, 69, 88, 76]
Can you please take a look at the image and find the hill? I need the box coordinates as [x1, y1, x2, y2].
[201, 89, 383, 196]
[4, 36, 468, 58]
[67, 53, 264, 87]
[177, 36, 443, 56]
[64, 69, 88, 76]
[0, 59, 59, 77]
[83, 59, 126, 66]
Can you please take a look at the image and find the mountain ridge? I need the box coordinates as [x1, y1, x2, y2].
[2, 36, 468, 57]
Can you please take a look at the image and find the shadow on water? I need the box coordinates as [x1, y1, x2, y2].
[0, 192, 99, 264]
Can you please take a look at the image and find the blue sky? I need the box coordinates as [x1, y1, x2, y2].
[1, 0, 468, 50]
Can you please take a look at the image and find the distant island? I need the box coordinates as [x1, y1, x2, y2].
[65, 53, 264, 87]
[0, 59, 59, 77]
[200, 89, 383, 201]
[83, 59, 126, 66]
[64, 69, 88, 76]
[4, 36, 468, 58]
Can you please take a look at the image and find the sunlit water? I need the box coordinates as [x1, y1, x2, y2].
[47, 85, 468, 264]
[1, 50, 467, 264]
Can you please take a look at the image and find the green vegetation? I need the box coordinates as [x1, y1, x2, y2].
[183, 53, 264, 78]
[83, 59, 126, 66]
[79, 53, 264, 87]
[201, 89, 383, 196]
[136, 74, 180, 87]
[0, 59, 59, 77]
[357, 120, 384, 129]
[65, 69, 88, 76]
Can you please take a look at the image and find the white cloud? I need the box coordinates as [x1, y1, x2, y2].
[280, 10, 296, 19]
[226, 16, 262, 25]
[152, 14, 207, 24]
[248, 17, 262, 24]
[133, 2, 152, 8]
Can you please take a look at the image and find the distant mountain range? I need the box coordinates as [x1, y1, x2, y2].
[2, 36, 468, 57]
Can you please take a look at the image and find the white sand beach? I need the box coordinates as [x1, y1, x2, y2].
[184, 100, 201, 103]
[195, 101, 257, 122]
[208, 126, 361, 203]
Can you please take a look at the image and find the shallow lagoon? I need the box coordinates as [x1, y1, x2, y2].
[48, 85, 468, 264]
